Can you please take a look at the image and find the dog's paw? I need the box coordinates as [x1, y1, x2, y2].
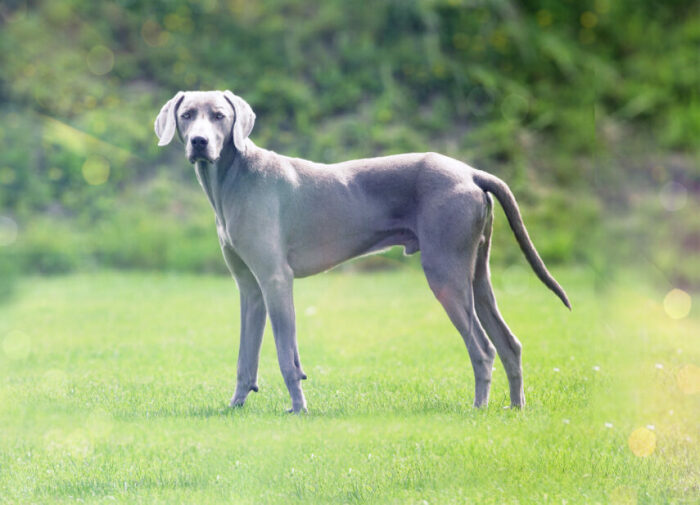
[229, 398, 245, 408]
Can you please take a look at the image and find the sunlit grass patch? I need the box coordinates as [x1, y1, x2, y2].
[0, 268, 697, 504]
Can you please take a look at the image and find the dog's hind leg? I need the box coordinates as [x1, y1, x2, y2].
[421, 247, 496, 408]
[473, 207, 526, 408]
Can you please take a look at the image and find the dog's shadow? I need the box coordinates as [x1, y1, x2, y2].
[114, 391, 515, 421]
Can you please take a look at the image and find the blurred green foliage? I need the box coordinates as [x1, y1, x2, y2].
[0, 0, 698, 284]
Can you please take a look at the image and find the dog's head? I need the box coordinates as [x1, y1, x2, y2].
[154, 90, 255, 163]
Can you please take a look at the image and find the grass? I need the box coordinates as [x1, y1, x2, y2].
[0, 266, 698, 504]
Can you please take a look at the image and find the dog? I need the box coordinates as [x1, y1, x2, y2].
[155, 90, 570, 413]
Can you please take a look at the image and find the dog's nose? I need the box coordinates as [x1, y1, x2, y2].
[191, 136, 208, 148]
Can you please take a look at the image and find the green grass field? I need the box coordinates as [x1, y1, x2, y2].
[1, 267, 698, 504]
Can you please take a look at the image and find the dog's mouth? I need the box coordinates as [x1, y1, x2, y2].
[188, 153, 219, 164]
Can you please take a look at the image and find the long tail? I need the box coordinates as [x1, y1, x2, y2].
[473, 170, 571, 310]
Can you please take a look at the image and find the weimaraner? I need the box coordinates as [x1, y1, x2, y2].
[155, 90, 570, 413]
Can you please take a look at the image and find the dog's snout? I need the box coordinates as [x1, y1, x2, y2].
[191, 136, 209, 149]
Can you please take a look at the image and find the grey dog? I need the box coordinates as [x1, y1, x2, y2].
[155, 90, 570, 413]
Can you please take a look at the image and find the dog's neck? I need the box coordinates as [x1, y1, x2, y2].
[194, 142, 247, 231]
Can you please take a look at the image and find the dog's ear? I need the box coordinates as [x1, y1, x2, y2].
[223, 90, 256, 153]
[154, 91, 185, 146]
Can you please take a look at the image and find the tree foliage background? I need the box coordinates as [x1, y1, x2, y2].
[0, 0, 698, 289]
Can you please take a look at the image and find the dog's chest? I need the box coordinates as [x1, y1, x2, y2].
[196, 163, 231, 238]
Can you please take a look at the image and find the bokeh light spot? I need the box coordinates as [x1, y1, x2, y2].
[490, 29, 508, 51]
[0, 216, 18, 246]
[65, 429, 93, 459]
[501, 93, 529, 120]
[44, 428, 66, 454]
[0, 166, 16, 185]
[164, 12, 193, 33]
[676, 364, 700, 395]
[609, 486, 637, 505]
[2, 330, 31, 360]
[581, 11, 598, 28]
[659, 181, 687, 212]
[84, 95, 97, 109]
[142, 20, 170, 47]
[536, 10, 552, 27]
[86, 408, 114, 439]
[200, 0, 218, 13]
[663, 289, 691, 320]
[628, 427, 656, 457]
[48, 167, 63, 181]
[82, 156, 110, 185]
[86, 45, 114, 76]
[42, 369, 69, 396]
[595, 0, 610, 14]
[173, 61, 186, 75]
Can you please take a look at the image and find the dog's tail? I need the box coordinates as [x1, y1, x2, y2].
[473, 170, 571, 310]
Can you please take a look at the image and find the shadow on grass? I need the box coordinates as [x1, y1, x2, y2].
[108, 392, 521, 421]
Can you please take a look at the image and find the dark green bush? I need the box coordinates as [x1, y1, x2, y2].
[0, 0, 697, 279]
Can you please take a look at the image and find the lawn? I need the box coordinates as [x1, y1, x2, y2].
[1, 267, 698, 504]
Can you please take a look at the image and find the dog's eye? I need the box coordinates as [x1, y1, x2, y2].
[214, 112, 225, 120]
[181, 112, 191, 120]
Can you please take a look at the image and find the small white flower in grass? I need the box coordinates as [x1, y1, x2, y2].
[655, 363, 663, 369]
[646, 425, 655, 431]
[368, 453, 372, 460]
[605, 422, 613, 429]
[563, 419, 570, 424]
[553, 367, 560, 372]
[669, 410, 674, 416]
[216, 475, 220, 481]
[348, 467, 352, 474]
[291, 468, 295, 475]
[592, 365, 600, 372]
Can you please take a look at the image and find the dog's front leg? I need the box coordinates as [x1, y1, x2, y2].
[230, 281, 266, 407]
[258, 270, 307, 413]
[223, 249, 267, 407]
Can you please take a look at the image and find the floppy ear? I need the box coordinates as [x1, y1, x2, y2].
[154, 91, 185, 146]
[223, 90, 256, 153]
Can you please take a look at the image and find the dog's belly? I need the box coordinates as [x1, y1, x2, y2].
[288, 227, 419, 278]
